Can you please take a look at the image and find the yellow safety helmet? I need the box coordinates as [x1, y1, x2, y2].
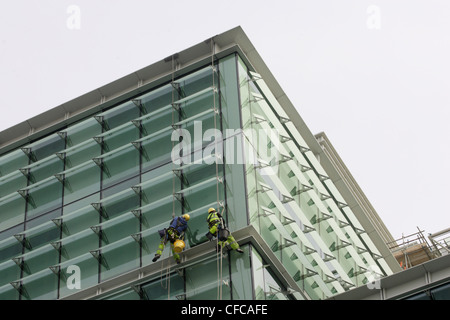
[182, 214, 190, 221]
[173, 239, 186, 253]
[208, 208, 216, 214]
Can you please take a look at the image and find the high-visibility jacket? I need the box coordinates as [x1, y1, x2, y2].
[207, 211, 223, 235]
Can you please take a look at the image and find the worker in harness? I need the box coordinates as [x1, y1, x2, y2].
[152, 214, 190, 264]
[205, 208, 244, 254]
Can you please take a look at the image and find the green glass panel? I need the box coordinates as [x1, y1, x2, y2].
[223, 161, 247, 232]
[178, 88, 217, 121]
[141, 161, 172, 181]
[23, 155, 63, 184]
[141, 272, 184, 300]
[24, 208, 60, 230]
[138, 104, 173, 137]
[58, 229, 99, 262]
[99, 237, 140, 281]
[0, 171, 27, 198]
[179, 176, 224, 213]
[137, 84, 172, 115]
[93, 212, 138, 245]
[64, 195, 101, 217]
[0, 149, 29, 177]
[185, 255, 230, 300]
[229, 244, 253, 299]
[23, 177, 62, 220]
[251, 248, 291, 300]
[252, 247, 266, 299]
[61, 161, 100, 205]
[93, 188, 140, 220]
[137, 195, 174, 231]
[238, 63, 252, 132]
[98, 145, 140, 189]
[136, 172, 174, 206]
[299, 192, 318, 223]
[60, 204, 100, 237]
[95, 122, 139, 153]
[0, 236, 23, 264]
[252, 250, 276, 300]
[60, 139, 101, 169]
[0, 193, 25, 232]
[0, 283, 19, 300]
[177, 65, 214, 98]
[175, 110, 216, 155]
[221, 54, 244, 131]
[0, 223, 24, 242]
[17, 244, 59, 276]
[61, 117, 102, 147]
[138, 128, 173, 172]
[56, 253, 99, 298]
[96, 101, 140, 131]
[0, 259, 21, 287]
[103, 176, 140, 199]
[15, 268, 58, 300]
[25, 133, 65, 163]
[225, 54, 255, 231]
[179, 157, 221, 188]
[16, 220, 60, 252]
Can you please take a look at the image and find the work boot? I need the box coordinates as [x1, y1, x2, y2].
[236, 248, 244, 254]
[152, 254, 161, 262]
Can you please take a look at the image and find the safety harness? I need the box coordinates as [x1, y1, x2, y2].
[207, 210, 229, 241]
[207, 210, 222, 229]
[161, 216, 187, 243]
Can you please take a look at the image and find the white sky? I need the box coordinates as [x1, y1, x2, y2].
[1, 1, 449, 241]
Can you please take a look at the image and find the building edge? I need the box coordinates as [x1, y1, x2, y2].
[314, 131, 401, 274]
[328, 254, 450, 300]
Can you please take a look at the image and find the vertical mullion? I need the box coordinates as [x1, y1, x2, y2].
[217, 58, 234, 300]
[234, 53, 251, 227]
[98, 116, 105, 284]
[56, 134, 67, 299]
[138, 105, 143, 269]
[17, 149, 32, 301]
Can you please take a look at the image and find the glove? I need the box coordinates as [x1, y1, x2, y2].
[205, 232, 214, 241]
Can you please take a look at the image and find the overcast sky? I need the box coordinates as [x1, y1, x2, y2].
[1, 1, 449, 241]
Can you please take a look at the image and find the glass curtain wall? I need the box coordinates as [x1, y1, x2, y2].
[237, 56, 392, 300]
[0, 53, 249, 300]
[0, 50, 394, 300]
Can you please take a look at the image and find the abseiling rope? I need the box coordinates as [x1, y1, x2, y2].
[171, 54, 177, 221]
[164, 41, 225, 300]
[210, 38, 225, 301]
[166, 54, 178, 300]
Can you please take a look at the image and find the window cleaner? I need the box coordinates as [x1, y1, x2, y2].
[205, 208, 244, 254]
[152, 214, 190, 264]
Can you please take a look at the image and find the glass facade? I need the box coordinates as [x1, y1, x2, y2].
[0, 49, 394, 300]
[237, 56, 393, 299]
[403, 282, 450, 300]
